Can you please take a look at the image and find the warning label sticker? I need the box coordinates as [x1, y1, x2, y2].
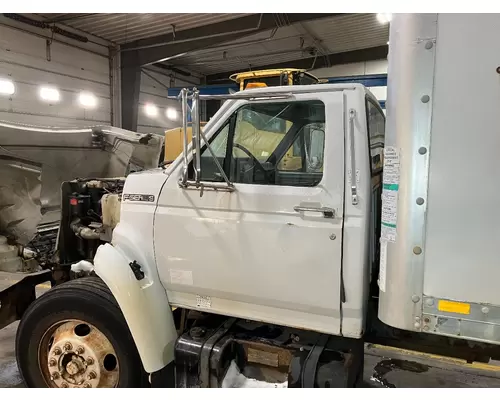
[381, 146, 400, 242]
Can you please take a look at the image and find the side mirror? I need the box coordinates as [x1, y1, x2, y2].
[306, 128, 325, 171]
[178, 88, 233, 192]
[308, 156, 320, 170]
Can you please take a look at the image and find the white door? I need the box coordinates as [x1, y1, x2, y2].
[155, 91, 345, 335]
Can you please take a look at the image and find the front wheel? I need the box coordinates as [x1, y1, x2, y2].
[16, 276, 145, 388]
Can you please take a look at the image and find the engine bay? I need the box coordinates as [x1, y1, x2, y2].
[56, 179, 124, 270]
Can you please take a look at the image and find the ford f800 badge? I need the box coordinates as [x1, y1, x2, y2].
[122, 194, 155, 202]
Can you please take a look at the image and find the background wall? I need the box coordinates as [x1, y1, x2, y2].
[137, 66, 201, 135]
[0, 16, 201, 135]
[311, 59, 388, 109]
[0, 17, 113, 127]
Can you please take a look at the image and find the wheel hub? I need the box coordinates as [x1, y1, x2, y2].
[48, 336, 101, 387]
[66, 357, 85, 376]
[40, 320, 119, 388]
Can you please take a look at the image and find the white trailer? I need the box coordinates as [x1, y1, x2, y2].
[9, 13, 500, 388]
[379, 13, 500, 346]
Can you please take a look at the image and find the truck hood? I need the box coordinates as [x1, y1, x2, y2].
[0, 121, 164, 245]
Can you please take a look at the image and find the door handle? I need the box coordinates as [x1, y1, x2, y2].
[293, 206, 335, 218]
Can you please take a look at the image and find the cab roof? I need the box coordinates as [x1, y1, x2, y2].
[229, 82, 366, 95]
[224, 82, 382, 112]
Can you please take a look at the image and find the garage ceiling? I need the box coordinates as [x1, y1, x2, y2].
[35, 13, 251, 44]
[34, 13, 389, 78]
[167, 13, 389, 76]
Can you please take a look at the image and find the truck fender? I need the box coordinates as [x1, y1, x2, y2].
[93, 242, 177, 374]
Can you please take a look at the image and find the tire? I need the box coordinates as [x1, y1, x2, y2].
[16, 276, 145, 388]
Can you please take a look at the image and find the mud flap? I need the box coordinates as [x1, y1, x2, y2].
[0, 269, 52, 330]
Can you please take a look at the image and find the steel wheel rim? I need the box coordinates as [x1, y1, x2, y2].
[38, 319, 120, 388]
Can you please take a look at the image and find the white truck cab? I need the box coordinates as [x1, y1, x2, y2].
[156, 84, 381, 338]
[93, 83, 384, 378]
[14, 13, 500, 389]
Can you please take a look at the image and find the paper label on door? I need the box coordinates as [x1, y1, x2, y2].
[170, 269, 193, 286]
[378, 240, 388, 292]
[381, 146, 400, 242]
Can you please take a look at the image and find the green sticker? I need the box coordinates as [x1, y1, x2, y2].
[383, 183, 399, 191]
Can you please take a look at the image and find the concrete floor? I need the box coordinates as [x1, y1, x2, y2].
[0, 322, 23, 388]
[0, 271, 50, 388]
[1, 272, 500, 388]
[363, 345, 500, 388]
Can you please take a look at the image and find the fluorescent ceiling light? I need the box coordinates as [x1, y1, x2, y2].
[39, 86, 60, 102]
[78, 91, 98, 108]
[144, 103, 158, 117]
[377, 13, 392, 24]
[0, 79, 15, 95]
[166, 107, 178, 121]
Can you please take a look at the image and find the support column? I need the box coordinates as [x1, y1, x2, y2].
[120, 50, 142, 132]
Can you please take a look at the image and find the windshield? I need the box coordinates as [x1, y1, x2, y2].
[240, 108, 288, 134]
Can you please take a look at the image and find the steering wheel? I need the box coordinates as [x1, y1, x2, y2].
[233, 143, 269, 179]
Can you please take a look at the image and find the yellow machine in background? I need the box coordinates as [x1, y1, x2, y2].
[164, 68, 323, 166]
[229, 68, 323, 91]
[163, 123, 207, 164]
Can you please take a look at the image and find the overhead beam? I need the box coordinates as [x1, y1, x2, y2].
[205, 45, 389, 83]
[120, 13, 344, 68]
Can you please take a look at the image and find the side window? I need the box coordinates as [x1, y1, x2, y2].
[196, 100, 325, 187]
[202, 123, 229, 158]
[233, 107, 289, 161]
[199, 123, 230, 182]
[366, 99, 385, 174]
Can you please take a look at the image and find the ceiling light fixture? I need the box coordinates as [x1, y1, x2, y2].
[39, 86, 60, 102]
[145, 103, 158, 117]
[78, 91, 98, 108]
[0, 79, 15, 95]
[377, 13, 392, 24]
[166, 107, 178, 121]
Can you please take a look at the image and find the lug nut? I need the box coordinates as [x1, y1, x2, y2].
[76, 346, 85, 354]
[87, 371, 97, 380]
[83, 383, 92, 388]
[86, 357, 94, 365]
[49, 358, 57, 367]
[51, 372, 60, 380]
[53, 347, 62, 356]
[61, 382, 69, 388]
[64, 342, 73, 351]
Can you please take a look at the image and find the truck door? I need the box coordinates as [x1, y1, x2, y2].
[155, 91, 345, 335]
